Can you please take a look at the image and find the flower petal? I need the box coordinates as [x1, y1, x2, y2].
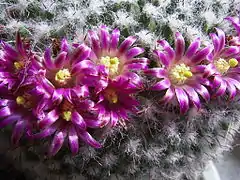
[110, 111, 118, 127]
[38, 109, 59, 129]
[0, 106, 12, 118]
[54, 52, 67, 69]
[157, 40, 175, 60]
[0, 115, 19, 128]
[71, 44, 91, 64]
[203, 63, 217, 78]
[210, 33, 220, 53]
[88, 30, 101, 57]
[220, 46, 239, 58]
[175, 32, 185, 61]
[191, 46, 212, 64]
[185, 38, 200, 59]
[226, 80, 237, 100]
[215, 80, 227, 97]
[68, 126, 79, 155]
[194, 84, 210, 101]
[43, 48, 54, 69]
[71, 60, 95, 75]
[151, 79, 171, 91]
[144, 68, 166, 78]
[175, 87, 189, 114]
[126, 47, 144, 59]
[100, 25, 110, 50]
[215, 28, 225, 52]
[119, 36, 137, 53]
[85, 119, 102, 128]
[161, 87, 174, 103]
[11, 120, 26, 145]
[61, 38, 69, 52]
[33, 125, 57, 138]
[78, 130, 101, 148]
[154, 50, 170, 67]
[110, 28, 120, 51]
[71, 111, 86, 129]
[49, 130, 67, 156]
[183, 86, 201, 109]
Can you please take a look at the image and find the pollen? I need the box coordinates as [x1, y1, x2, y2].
[169, 63, 193, 85]
[104, 89, 118, 104]
[16, 96, 26, 105]
[62, 111, 72, 121]
[55, 68, 71, 85]
[14, 61, 24, 70]
[214, 58, 230, 74]
[100, 56, 120, 76]
[228, 58, 238, 68]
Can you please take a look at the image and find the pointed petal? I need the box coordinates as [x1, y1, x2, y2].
[157, 40, 175, 60]
[71, 44, 91, 64]
[110, 111, 118, 127]
[73, 85, 89, 98]
[33, 125, 57, 138]
[0, 106, 12, 118]
[68, 126, 79, 155]
[151, 79, 171, 91]
[0, 115, 19, 128]
[192, 46, 212, 64]
[204, 63, 217, 77]
[2, 42, 18, 60]
[144, 68, 166, 78]
[61, 38, 69, 52]
[16, 32, 25, 55]
[185, 38, 200, 59]
[49, 130, 67, 156]
[52, 88, 64, 104]
[226, 81, 237, 100]
[215, 28, 225, 52]
[54, 52, 67, 69]
[175, 87, 189, 114]
[71, 111, 86, 129]
[85, 119, 102, 128]
[215, 80, 227, 96]
[126, 47, 144, 59]
[221, 46, 239, 58]
[183, 86, 201, 109]
[194, 84, 210, 101]
[175, 32, 185, 61]
[154, 50, 170, 67]
[210, 33, 220, 53]
[88, 30, 101, 57]
[161, 87, 174, 103]
[110, 28, 120, 51]
[11, 120, 26, 145]
[71, 60, 95, 75]
[38, 109, 59, 129]
[100, 25, 110, 50]
[119, 36, 137, 53]
[78, 130, 101, 148]
[43, 48, 54, 69]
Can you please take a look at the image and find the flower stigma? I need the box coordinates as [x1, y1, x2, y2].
[100, 56, 120, 76]
[62, 111, 72, 121]
[16, 96, 26, 105]
[55, 68, 71, 85]
[169, 63, 193, 85]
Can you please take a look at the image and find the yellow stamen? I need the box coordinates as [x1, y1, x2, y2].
[55, 68, 71, 85]
[16, 96, 26, 105]
[100, 56, 120, 76]
[14, 61, 24, 70]
[228, 58, 238, 68]
[62, 111, 72, 121]
[169, 63, 192, 85]
[214, 58, 230, 74]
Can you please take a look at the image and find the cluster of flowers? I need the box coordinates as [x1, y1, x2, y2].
[0, 16, 240, 156]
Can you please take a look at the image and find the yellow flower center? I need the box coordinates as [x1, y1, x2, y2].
[14, 61, 24, 70]
[62, 111, 72, 121]
[100, 56, 120, 76]
[55, 68, 71, 85]
[169, 63, 193, 85]
[214, 58, 238, 74]
[104, 89, 118, 104]
[16, 96, 26, 105]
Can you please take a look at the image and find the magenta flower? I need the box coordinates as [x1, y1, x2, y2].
[204, 28, 240, 99]
[36, 39, 99, 104]
[145, 32, 212, 114]
[0, 86, 39, 145]
[0, 32, 40, 90]
[33, 86, 102, 156]
[87, 25, 148, 89]
[94, 77, 139, 127]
